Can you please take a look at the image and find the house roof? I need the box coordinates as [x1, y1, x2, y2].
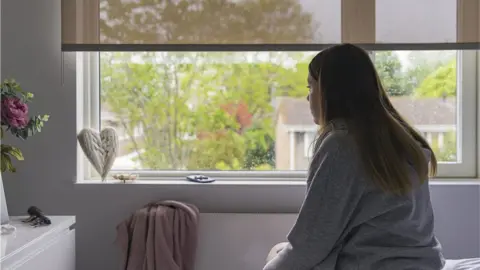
[276, 96, 456, 127]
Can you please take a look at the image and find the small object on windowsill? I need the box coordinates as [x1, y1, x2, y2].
[113, 173, 138, 183]
[22, 206, 51, 227]
[186, 175, 216, 183]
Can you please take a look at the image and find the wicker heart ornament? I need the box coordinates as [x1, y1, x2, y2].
[77, 128, 119, 181]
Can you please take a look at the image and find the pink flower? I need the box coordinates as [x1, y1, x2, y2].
[1, 97, 29, 128]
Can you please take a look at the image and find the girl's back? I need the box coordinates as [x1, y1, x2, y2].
[265, 126, 444, 270]
[334, 129, 444, 269]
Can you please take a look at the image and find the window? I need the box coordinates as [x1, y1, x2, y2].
[77, 48, 476, 180]
[71, 0, 480, 181]
[375, 50, 476, 177]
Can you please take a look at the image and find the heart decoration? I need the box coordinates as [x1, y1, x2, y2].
[77, 127, 119, 181]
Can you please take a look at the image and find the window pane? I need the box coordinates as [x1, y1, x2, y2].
[100, 50, 459, 171]
[374, 51, 458, 163]
[376, 0, 456, 43]
[99, 0, 340, 44]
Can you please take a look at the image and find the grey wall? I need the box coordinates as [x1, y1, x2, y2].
[1, 0, 479, 269]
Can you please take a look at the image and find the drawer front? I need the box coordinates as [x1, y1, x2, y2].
[8, 229, 75, 270]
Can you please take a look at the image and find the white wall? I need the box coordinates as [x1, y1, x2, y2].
[1, 1, 480, 269]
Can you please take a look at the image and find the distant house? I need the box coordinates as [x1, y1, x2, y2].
[275, 97, 456, 170]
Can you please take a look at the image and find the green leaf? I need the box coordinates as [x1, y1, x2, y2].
[1, 144, 24, 161]
[7, 147, 23, 160]
[1, 156, 7, 173]
[1, 154, 16, 173]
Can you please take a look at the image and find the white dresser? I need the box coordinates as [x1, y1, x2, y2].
[0, 216, 75, 270]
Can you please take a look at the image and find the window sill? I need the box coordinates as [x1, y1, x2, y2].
[75, 178, 480, 186]
[76, 179, 307, 186]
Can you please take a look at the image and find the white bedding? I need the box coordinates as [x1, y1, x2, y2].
[444, 259, 480, 270]
[266, 243, 480, 269]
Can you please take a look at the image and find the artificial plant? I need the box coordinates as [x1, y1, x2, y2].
[1, 79, 49, 172]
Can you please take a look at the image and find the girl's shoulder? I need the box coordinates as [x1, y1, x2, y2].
[317, 129, 352, 153]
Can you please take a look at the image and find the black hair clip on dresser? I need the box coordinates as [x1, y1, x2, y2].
[22, 206, 51, 227]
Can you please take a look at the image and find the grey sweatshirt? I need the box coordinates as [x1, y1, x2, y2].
[263, 122, 445, 270]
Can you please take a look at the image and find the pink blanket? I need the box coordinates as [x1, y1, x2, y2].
[116, 200, 200, 270]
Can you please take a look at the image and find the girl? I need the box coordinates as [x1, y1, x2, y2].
[263, 44, 444, 270]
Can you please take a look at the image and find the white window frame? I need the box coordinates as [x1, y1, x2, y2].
[304, 132, 315, 158]
[76, 49, 477, 181]
[76, 52, 99, 182]
[438, 50, 476, 178]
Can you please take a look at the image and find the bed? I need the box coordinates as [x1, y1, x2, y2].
[444, 259, 480, 270]
[267, 243, 480, 269]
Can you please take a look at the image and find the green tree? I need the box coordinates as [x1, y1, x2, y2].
[415, 60, 456, 97]
[404, 64, 435, 95]
[185, 61, 273, 170]
[374, 51, 408, 96]
[404, 51, 456, 96]
[101, 52, 201, 169]
[101, 52, 312, 170]
[243, 125, 276, 170]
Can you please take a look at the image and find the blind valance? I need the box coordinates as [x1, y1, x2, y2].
[61, 0, 480, 51]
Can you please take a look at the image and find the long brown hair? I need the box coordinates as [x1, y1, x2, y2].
[308, 44, 437, 195]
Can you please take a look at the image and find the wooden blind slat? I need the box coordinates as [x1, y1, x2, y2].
[341, 0, 375, 44]
[457, 0, 480, 43]
[61, 0, 99, 45]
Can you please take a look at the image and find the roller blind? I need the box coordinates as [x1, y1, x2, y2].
[61, 0, 480, 51]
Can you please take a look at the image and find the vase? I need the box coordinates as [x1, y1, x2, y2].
[0, 173, 9, 225]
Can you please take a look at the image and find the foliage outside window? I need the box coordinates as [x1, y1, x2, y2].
[99, 50, 457, 172]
